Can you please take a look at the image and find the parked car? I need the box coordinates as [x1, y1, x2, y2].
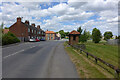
[40, 38, 46, 41]
[29, 38, 36, 42]
[36, 38, 40, 42]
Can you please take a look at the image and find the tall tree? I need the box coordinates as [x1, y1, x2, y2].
[79, 29, 87, 42]
[104, 31, 113, 41]
[77, 26, 83, 42]
[92, 28, 101, 43]
[86, 31, 92, 40]
[77, 26, 83, 35]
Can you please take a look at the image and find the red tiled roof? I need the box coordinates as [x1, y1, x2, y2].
[69, 30, 80, 34]
[3, 29, 9, 34]
[45, 31, 55, 34]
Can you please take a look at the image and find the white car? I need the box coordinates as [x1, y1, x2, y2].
[29, 38, 36, 42]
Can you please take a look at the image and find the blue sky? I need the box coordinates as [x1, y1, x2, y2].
[0, 0, 119, 35]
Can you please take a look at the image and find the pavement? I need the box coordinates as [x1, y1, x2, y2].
[2, 40, 79, 78]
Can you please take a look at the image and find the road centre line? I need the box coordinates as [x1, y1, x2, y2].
[3, 46, 36, 59]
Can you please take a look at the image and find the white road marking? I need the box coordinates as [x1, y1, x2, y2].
[3, 46, 36, 59]
[2, 42, 31, 49]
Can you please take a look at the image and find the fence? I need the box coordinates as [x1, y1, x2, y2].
[70, 44, 120, 78]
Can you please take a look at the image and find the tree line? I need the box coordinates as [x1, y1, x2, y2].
[57, 26, 119, 43]
[77, 26, 120, 43]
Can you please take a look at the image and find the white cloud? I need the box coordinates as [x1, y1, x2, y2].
[58, 12, 94, 21]
[1, 1, 119, 35]
[81, 20, 118, 35]
[48, 3, 68, 16]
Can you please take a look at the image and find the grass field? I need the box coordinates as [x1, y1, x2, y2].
[64, 41, 119, 78]
[82, 40, 118, 67]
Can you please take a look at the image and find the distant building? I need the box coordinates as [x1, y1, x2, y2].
[56, 32, 61, 40]
[3, 29, 9, 34]
[112, 36, 116, 39]
[9, 17, 45, 42]
[107, 39, 119, 45]
[45, 30, 56, 40]
[69, 30, 80, 45]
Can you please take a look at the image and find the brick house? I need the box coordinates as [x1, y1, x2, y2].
[45, 30, 56, 40]
[69, 30, 80, 45]
[9, 17, 45, 42]
[3, 29, 9, 34]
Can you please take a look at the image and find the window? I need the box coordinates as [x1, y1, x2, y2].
[48, 34, 50, 36]
[32, 29, 33, 33]
[51, 37, 53, 39]
[51, 34, 53, 36]
[28, 28, 30, 32]
[34, 30, 36, 34]
[73, 36, 76, 41]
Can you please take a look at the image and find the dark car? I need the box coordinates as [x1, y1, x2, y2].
[40, 38, 46, 41]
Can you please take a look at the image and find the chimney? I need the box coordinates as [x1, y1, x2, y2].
[31, 23, 35, 27]
[37, 25, 40, 29]
[25, 20, 29, 25]
[17, 17, 21, 22]
[47, 29, 48, 31]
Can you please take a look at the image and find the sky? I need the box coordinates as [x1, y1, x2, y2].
[0, 0, 119, 36]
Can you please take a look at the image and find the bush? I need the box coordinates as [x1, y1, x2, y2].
[2, 32, 20, 45]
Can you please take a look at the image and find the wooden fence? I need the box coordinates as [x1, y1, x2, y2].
[70, 44, 120, 78]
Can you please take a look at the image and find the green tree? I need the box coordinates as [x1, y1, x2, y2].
[77, 26, 83, 35]
[59, 30, 65, 38]
[65, 32, 69, 36]
[92, 28, 101, 43]
[86, 31, 92, 40]
[104, 31, 113, 41]
[4, 27, 9, 29]
[79, 29, 88, 42]
[77, 26, 83, 42]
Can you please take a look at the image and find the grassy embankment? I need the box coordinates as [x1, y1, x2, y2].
[64, 40, 119, 78]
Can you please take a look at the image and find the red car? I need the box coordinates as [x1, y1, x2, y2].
[35, 38, 40, 42]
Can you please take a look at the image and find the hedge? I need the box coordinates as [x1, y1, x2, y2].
[2, 32, 20, 45]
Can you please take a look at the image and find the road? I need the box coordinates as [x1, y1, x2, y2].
[2, 41, 79, 78]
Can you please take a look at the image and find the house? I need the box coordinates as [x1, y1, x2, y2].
[69, 30, 80, 45]
[9, 17, 45, 42]
[45, 30, 56, 40]
[56, 32, 61, 40]
[3, 29, 9, 34]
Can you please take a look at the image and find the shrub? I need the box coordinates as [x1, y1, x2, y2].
[2, 32, 20, 45]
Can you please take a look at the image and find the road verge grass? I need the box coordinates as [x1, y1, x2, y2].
[64, 42, 114, 78]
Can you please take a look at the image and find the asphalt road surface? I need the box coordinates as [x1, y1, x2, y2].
[2, 41, 79, 78]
